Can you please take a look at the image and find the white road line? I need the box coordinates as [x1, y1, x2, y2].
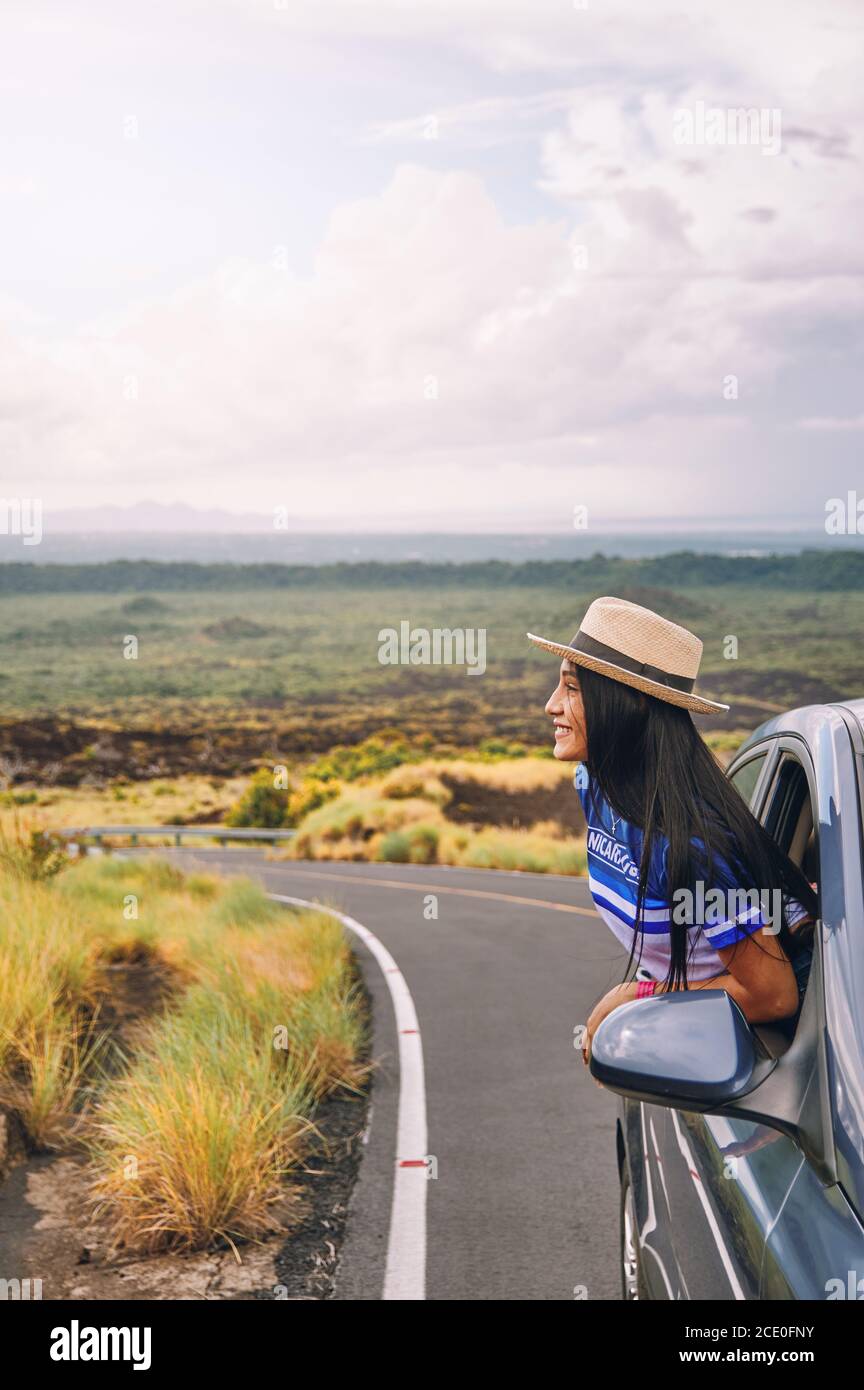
[269, 893, 427, 1302]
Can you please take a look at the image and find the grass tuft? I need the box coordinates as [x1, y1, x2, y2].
[0, 856, 365, 1253]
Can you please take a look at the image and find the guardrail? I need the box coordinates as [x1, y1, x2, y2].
[58, 825, 296, 848]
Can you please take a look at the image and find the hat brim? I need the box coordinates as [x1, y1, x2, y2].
[526, 632, 730, 715]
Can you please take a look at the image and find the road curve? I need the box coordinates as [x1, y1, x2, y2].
[146, 851, 630, 1301]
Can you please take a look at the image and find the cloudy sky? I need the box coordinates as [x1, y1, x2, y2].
[2, 0, 862, 531]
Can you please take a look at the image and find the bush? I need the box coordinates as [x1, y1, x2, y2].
[407, 825, 439, 865]
[0, 790, 39, 807]
[376, 831, 411, 863]
[287, 777, 340, 825]
[306, 734, 422, 784]
[473, 738, 529, 762]
[225, 769, 290, 828]
[0, 820, 69, 881]
[378, 766, 450, 805]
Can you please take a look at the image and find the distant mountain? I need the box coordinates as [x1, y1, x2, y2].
[48, 500, 280, 533]
[44, 499, 830, 537]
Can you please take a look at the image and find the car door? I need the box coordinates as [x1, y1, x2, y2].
[621, 1094, 681, 1299]
[624, 746, 774, 1300]
[653, 739, 804, 1300]
[758, 717, 864, 1297]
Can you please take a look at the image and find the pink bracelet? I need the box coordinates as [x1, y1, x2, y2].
[636, 979, 657, 998]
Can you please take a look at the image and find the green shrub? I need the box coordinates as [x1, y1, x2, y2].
[473, 738, 529, 762]
[6, 790, 38, 806]
[287, 777, 340, 825]
[376, 831, 411, 863]
[407, 825, 439, 865]
[0, 822, 69, 881]
[306, 734, 424, 784]
[226, 769, 290, 828]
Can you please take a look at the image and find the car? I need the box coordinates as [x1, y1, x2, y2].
[591, 699, 864, 1300]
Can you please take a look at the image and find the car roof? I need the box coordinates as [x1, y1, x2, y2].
[836, 697, 864, 726]
[734, 699, 864, 759]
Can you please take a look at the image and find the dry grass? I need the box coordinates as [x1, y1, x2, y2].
[411, 756, 575, 793]
[284, 763, 587, 875]
[0, 775, 248, 838]
[0, 854, 365, 1254]
[88, 903, 365, 1254]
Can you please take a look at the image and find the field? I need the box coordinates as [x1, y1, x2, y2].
[0, 774, 248, 831]
[1, 560, 862, 788]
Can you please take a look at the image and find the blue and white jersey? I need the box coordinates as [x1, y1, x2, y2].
[575, 767, 808, 982]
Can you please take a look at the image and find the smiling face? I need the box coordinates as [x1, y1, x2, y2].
[545, 659, 588, 762]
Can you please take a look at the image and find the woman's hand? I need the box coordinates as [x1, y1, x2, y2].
[583, 982, 640, 1065]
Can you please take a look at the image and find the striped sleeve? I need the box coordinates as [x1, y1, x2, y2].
[662, 836, 814, 951]
[702, 881, 767, 950]
[685, 843, 771, 951]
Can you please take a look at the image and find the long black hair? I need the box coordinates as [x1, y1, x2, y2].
[572, 664, 818, 992]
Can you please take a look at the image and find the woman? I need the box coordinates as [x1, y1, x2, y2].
[527, 596, 817, 1068]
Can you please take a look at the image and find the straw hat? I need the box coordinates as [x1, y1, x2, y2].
[527, 595, 729, 715]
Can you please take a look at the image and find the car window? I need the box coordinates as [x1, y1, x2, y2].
[728, 752, 768, 809]
[760, 753, 819, 992]
[764, 754, 815, 876]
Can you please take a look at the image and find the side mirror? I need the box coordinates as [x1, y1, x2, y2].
[589, 974, 836, 1185]
[589, 990, 775, 1108]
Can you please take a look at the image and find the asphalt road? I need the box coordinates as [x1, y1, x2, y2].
[149, 850, 629, 1301]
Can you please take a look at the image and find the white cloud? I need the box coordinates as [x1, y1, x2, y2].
[1, 0, 862, 522]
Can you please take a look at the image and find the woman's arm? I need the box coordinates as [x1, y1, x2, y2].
[672, 928, 799, 1023]
[582, 928, 799, 1063]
